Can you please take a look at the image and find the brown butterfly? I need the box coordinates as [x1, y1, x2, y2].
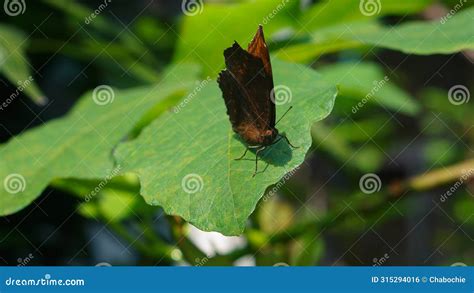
[217, 25, 297, 177]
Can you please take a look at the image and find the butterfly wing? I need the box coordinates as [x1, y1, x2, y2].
[217, 26, 275, 142]
[247, 25, 275, 127]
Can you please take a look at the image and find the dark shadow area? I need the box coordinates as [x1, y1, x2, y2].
[233, 132, 294, 168]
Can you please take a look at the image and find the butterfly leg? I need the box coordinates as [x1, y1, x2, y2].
[252, 146, 266, 177]
[235, 145, 260, 160]
[235, 148, 249, 160]
[280, 134, 299, 149]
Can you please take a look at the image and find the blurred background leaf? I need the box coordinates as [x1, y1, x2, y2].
[0, 24, 46, 104]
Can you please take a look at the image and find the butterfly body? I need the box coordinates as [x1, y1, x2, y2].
[234, 124, 278, 147]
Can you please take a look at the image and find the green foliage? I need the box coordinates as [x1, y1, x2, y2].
[79, 189, 138, 222]
[280, 6, 474, 62]
[290, 235, 325, 266]
[0, 64, 200, 216]
[53, 175, 141, 222]
[276, 21, 380, 62]
[454, 196, 474, 228]
[0, 25, 46, 104]
[41, 0, 166, 84]
[354, 7, 474, 54]
[319, 62, 420, 115]
[114, 59, 337, 235]
[312, 122, 385, 172]
[300, 0, 433, 30]
[174, 0, 300, 76]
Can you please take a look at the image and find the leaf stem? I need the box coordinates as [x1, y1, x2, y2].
[391, 158, 474, 194]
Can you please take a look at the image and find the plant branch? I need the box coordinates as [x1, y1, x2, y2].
[391, 158, 474, 194]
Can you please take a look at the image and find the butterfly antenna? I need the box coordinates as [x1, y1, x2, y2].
[275, 106, 293, 126]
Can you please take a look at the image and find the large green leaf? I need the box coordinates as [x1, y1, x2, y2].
[0, 25, 46, 105]
[318, 62, 420, 115]
[114, 59, 337, 235]
[353, 6, 474, 54]
[174, 0, 300, 76]
[0, 64, 200, 216]
[276, 21, 380, 62]
[281, 6, 474, 62]
[300, 0, 432, 30]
